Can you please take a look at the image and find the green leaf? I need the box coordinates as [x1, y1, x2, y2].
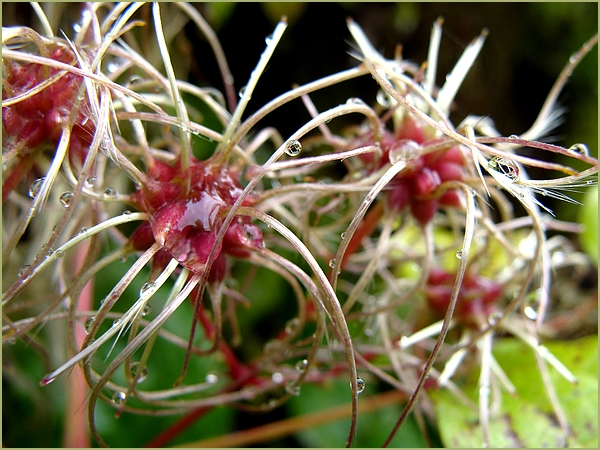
[287, 379, 428, 447]
[430, 336, 598, 448]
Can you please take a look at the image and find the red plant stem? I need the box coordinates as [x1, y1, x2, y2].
[145, 291, 262, 447]
[145, 406, 211, 448]
[341, 200, 384, 268]
[194, 292, 260, 383]
[63, 242, 92, 447]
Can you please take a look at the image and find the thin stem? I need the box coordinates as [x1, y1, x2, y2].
[152, 3, 193, 178]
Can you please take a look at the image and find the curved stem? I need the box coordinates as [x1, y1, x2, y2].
[382, 186, 476, 447]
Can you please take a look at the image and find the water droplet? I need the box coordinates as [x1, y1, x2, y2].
[73, 22, 82, 33]
[285, 140, 302, 157]
[524, 306, 538, 320]
[79, 227, 88, 235]
[113, 318, 121, 326]
[127, 74, 142, 86]
[340, 232, 347, 239]
[265, 33, 274, 45]
[364, 328, 374, 337]
[123, 210, 131, 216]
[130, 362, 148, 383]
[112, 391, 126, 404]
[104, 188, 118, 198]
[271, 372, 284, 384]
[18, 265, 31, 277]
[346, 97, 366, 106]
[140, 282, 156, 296]
[59, 192, 74, 208]
[487, 311, 503, 326]
[264, 339, 282, 354]
[389, 139, 420, 164]
[7, 336, 17, 345]
[285, 381, 301, 396]
[586, 179, 595, 185]
[205, 371, 219, 384]
[29, 178, 45, 198]
[295, 359, 308, 373]
[376, 89, 391, 108]
[328, 258, 337, 268]
[106, 61, 119, 73]
[142, 305, 151, 316]
[552, 251, 566, 265]
[355, 377, 365, 394]
[508, 134, 520, 140]
[238, 85, 247, 99]
[55, 249, 64, 259]
[84, 316, 95, 334]
[284, 318, 301, 335]
[568, 143, 589, 157]
[487, 157, 519, 181]
[455, 249, 463, 260]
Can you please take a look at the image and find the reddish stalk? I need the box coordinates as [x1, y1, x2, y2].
[145, 291, 262, 447]
[341, 201, 384, 268]
[62, 241, 93, 447]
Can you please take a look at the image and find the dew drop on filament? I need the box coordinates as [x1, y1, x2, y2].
[84, 317, 95, 334]
[487, 311, 503, 327]
[487, 157, 519, 182]
[140, 282, 156, 296]
[104, 188, 118, 198]
[130, 362, 148, 383]
[18, 265, 31, 277]
[284, 318, 301, 335]
[29, 178, 45, 198]
[112, 391, 126, 404]
[205, 371, 219, 384]
[389, 139, 420, 164]
[106, 61, 119, 73]
[285, 381, 301, 396]
[568, 143, 590, 157]
[376, 89, 391, 108]
[271, 372, 284, 384]
[295, 359, 308, 373]
[524, 306, 538, 320]
[60, 192, 74, 208]
[346, 97, 366, 106]
[455, 249, 463, 260]
[355, 377, 365, 394]
[285, 140, 302, 157]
